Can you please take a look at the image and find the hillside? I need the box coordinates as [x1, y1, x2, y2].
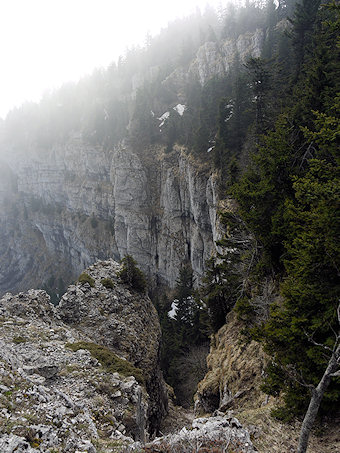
[0, 1, 339, 452]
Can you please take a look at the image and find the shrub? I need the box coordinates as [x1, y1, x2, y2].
[234, 297, 254, 323]
[101, 278, 115, 289]
[65, 341, 145, 384]
[78, 272, 95, 287]
[119, 255, 147, 293]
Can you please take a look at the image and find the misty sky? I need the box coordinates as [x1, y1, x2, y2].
[0, 0, 225, 119]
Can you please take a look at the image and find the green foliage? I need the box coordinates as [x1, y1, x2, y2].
[258, 159, 340, 413]
[217, 2, 340, 422]
[78, 272, 95, 287]
[201, 256, 235, 332]
[245, 43, 340, 416]
[201, 209, 253, 332]
[231, 114, 295, 272]
[193, 76, 231, 155]
[234, 297, 255, 324]
[12, 336, 27, 344]
[65, 341, 145, 384]
[173, 264, 208, 346]
[244, 57, 272, 135]
[288, 0, 321, 81]
[119, 255, 147, 293]
[156, 264, 209, 406]
[101, 277, 115, 289]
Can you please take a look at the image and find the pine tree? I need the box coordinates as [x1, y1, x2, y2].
[229, 2, 340, 423]
[288, 0, 321, 82]
[119, 255, 147, 293]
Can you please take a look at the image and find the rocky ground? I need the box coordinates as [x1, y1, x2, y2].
[0, 288, 148, 452]
[0, 259, 258, 453]
[141, 414, 256, 452]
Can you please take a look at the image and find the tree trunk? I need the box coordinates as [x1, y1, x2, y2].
[297, 343, 340, 453]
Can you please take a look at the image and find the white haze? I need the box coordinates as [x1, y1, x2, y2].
[0, 0, 225, 119]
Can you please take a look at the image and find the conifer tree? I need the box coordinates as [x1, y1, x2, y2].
[119, 255, 147, 293]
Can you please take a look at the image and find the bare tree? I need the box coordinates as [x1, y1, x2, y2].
[297, 303, 340, 453]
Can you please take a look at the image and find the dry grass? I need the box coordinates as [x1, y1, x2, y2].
[236, 404, 340, 453]
[197, 311, 268, 413]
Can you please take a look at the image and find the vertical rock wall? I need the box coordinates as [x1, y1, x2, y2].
[0, 142, 219, 294]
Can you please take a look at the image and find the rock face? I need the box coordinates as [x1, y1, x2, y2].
[0, 28, 264, 297]
[58, 259, 168, 435]
[189, 29, 264, 85]
[0, 145, 219, 296]
[0, 260, 167, 452]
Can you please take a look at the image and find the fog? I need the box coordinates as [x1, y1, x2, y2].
[0, 0, 224, 119]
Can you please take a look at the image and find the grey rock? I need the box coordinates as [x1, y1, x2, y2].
[0, 270, 165, 450]
[0, 434, 39, 453]
[142, 415, 256, 453]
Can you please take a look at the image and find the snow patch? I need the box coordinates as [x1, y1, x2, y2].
[168, 300, 178, 320]
[158, 111, 170, 129]
[173, 104, 186, 116]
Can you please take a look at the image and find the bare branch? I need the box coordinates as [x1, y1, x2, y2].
[327, 321, 339, 343]
[330, 370, 340, 378]
[303, 329, 333, 353]
[285, 364, 315, 390]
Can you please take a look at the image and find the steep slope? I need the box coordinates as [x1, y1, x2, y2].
[195, 312, 340, 453]
[0, 144, 219, 296]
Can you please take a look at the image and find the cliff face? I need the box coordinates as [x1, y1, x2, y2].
[0, 144, 219, 295]
[0, 260, 167, 452]
[0, 28, 263, 295]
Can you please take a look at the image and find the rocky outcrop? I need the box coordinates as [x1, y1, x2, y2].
[190, 29, 264, 86]
[139, 415, 256, 452]
[58, 259, 168, 435]
[161, 29, 264, 91]
[0, 260, 167, 452]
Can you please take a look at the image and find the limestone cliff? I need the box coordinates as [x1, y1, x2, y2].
[0, 27, 264, 296]
[0, 144, 219, 296]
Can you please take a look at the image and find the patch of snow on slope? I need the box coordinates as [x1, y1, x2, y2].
[173, 104, 186, 116]
[168, 300, 178, 319]
[158, 111, 170, 129]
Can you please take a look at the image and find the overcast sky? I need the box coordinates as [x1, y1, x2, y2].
[0, 0, 226, 119]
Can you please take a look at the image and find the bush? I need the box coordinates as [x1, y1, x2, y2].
[234, 297, 254, 323]
[101, 278, 115, 289]
[12, 336, 27, 344]
[65, 341, 145, 384]
[78, 272, 95, 287]
[119, 255, 147, 293]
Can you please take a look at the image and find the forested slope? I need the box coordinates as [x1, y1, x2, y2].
[0, 1, 339, 450]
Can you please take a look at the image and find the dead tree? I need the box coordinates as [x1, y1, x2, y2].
[297, 303, 340, 453]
